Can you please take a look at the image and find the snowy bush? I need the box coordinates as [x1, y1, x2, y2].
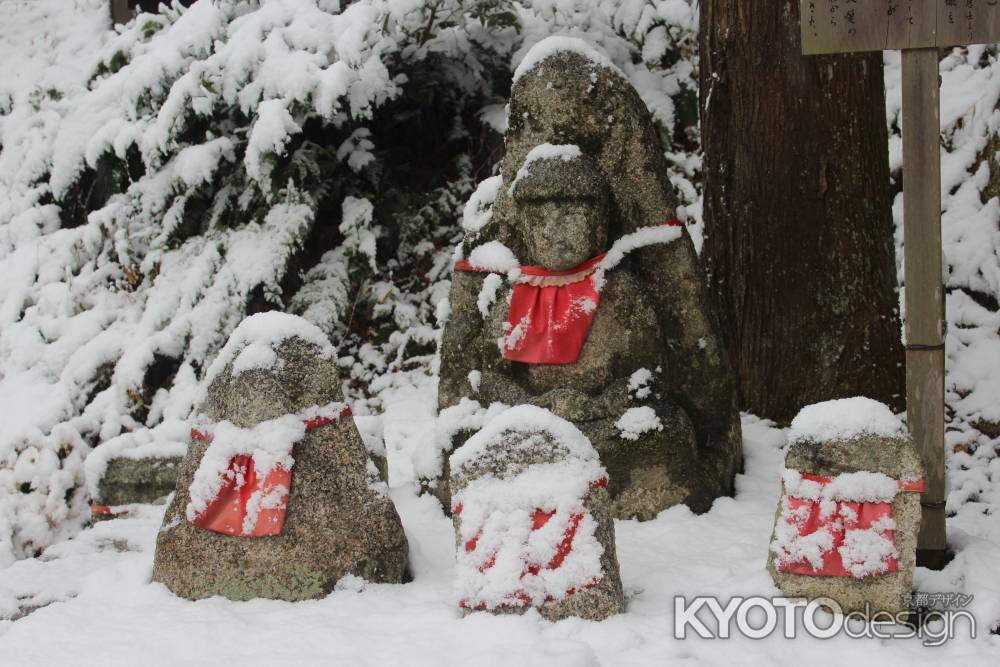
[0, 0, 699, 563]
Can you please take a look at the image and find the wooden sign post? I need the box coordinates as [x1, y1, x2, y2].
[800, 1, 1000, 568]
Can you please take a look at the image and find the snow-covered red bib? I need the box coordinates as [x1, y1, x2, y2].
[452, 477, 607, 610]
[188, 407, 351, 537]
[455, 219, 682, 365]
[773, 472, 925, 578]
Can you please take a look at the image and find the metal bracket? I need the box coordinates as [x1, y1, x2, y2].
[905, 343, 945, 352]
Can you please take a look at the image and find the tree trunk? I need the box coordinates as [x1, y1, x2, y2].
[699, 1, 905, 422]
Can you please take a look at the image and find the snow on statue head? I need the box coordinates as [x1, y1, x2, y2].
[432, 37, 745, 521]
[449, 405, 624, 621]
[152, 313, 409, 602]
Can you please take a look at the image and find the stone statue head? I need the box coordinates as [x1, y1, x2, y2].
[510, 153, 609, 271]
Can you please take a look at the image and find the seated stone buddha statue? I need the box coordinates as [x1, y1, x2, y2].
[441, 152, 702, 519]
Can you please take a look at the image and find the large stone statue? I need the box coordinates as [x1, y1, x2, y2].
[434, 39, 743, 519]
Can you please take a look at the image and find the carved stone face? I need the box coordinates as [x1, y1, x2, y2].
[520, 197, 608, 271]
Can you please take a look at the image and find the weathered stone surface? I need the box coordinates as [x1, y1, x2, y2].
[95, 455, 182, 506]
[91, 455, 181, 521]
[767, 430, 925, 616]
[153, 325, 408, 601]
[450, 407, 624, 621]
[436, 42, 742, 519]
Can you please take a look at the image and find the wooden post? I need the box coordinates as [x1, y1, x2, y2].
[795, 0, 1000, 570]
[901, 47, 947, 567]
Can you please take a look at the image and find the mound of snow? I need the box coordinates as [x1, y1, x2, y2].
[466, 241, 520, 274]
[615, 406, 663, 441]
[788, 397, 907, 444]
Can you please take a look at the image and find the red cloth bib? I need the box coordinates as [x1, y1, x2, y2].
[187, 453, 291, 538]
[777, 473, 925, 578]
[502, 254, 605, 364]
[454, 220, 682, 365]
[189, 407, 351, 538]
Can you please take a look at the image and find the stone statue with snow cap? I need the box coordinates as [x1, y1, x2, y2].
[432, 37, 743, 520]
[153, 312, 408, 601]
[768, 398, 925, 617]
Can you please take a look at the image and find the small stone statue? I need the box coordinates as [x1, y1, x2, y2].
[450, 405, 624, 621]
[153, 313, 408, 601]
[768, 398, 925, 616]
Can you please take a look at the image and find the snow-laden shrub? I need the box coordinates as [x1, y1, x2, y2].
[0, 0, 699, 563]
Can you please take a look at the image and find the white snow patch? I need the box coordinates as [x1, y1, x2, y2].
[627, 368, 653, 399]
[467, 370, 482, 393]
[512, 36, 623, 84]
[615, 406, 663, 441]
[837, 525, 899, 578]
[788, 397, 907, 444]
[202, 312, 336, 388]
[467, 241, 520, 273]
[508, 143, 583, 194]
[782, 469, 901, 503]
[592, 223, 684, 290]
[462, 176, 502, 233]
[477, 273, 504, 318]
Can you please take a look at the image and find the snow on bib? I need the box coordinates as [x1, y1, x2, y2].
[449, 405, 613, 611]
[455, 220, 683, 365]
[186, 404, 351, 537]
[771, 470, 926, 578]
[452, 474, 608, 610]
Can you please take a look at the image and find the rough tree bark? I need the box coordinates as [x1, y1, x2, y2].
[699, 1, 905, 422]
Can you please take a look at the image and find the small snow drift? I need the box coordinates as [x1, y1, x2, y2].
[449, 405, 624, 621]
[153, 314, 407, 601]
[768, 398, 925, 616]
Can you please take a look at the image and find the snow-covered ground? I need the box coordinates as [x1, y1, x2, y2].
[1, 371, 998, 665]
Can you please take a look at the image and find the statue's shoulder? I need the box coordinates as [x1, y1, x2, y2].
[598, 265, 651, 301]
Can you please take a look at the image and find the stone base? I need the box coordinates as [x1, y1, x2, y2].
[93, 455, 182, 520]
[153, 422, 409, 601]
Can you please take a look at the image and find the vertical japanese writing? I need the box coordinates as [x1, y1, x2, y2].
[946, 0, 958, 24]
[801, 0, 1000, 54]
[844, 0, 858, 36]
